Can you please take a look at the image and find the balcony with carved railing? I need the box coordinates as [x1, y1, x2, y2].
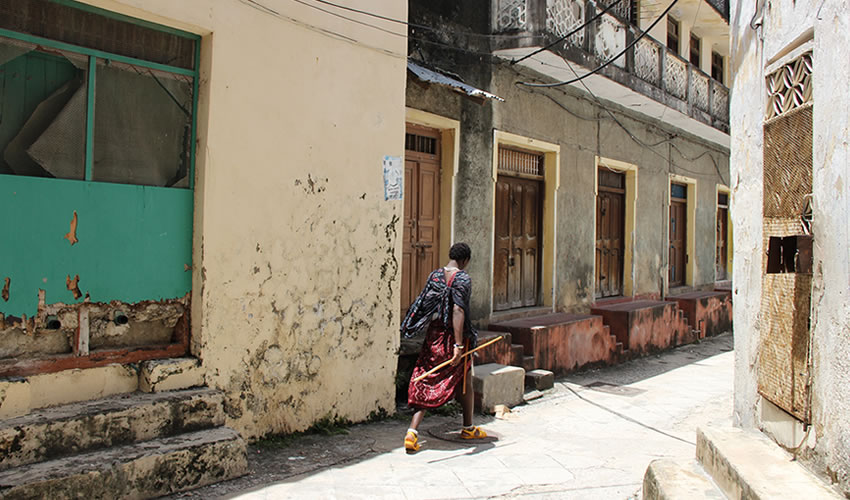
[492, 0, 730, 136]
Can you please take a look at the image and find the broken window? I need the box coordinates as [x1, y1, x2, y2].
[93, 61, 192, 187]
[0, 0, 198, 189]
[0, 37, 88, 180]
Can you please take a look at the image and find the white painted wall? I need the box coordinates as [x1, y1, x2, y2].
[731, 0, 850, 492]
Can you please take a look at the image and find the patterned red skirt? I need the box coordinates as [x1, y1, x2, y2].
[408, 322, 470, 409]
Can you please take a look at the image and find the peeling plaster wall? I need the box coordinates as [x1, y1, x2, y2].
[731, 0, 850, 493]
[73, 0, 407, 438]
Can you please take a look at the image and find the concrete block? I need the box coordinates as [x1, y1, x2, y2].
[139, 357, 205, 393]
[643, 459, 724, 500]
[0, 377, 31, 419]
[0, 388, 225, 471]
[472, 363, 524, 414]
[697, 426, 842, 499]
[525, 369, 554, 391]
[1, 364, 139, 420]
[0, 427, 248, 499]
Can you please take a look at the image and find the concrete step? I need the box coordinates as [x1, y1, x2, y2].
[0, 388, 225, 471]
[490, 313, 618, 375]
[697, 426, 842, 499]
[474, 331, 514, 366]
[521, 355, 536, 371]
[472, 363, 524, 414]
[0, 427, 248, 499]
[666, 291, 733, 339]
[139, 357, 205, 393]
[590, 300, 696, 357]
[643, 458, 725, 499]
[510, 344, 525, 367]
[525, 369, 554, 391]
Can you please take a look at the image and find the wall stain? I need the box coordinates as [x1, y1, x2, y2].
[64, 211, 78, 246]
[1, 277, 9, 302]
[65, 275, 82, 300]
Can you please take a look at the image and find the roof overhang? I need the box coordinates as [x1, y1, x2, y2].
[407, 60, 504, 104]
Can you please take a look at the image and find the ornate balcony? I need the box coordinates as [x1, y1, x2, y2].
[492, 0, 730, 139]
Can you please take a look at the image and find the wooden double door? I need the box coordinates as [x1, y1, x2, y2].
[595, 169, 626, 298]
[716, 193, 729, 280]
[493, 175, 541, 311]
[400, 125, 440, 320]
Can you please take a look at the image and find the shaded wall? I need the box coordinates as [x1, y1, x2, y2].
[731, 0, 850, 493]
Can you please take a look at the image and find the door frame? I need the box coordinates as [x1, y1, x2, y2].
[405, 108, 460, 266]
[715, 184, 732, 282]
[491, 131, 559, 315]
[594, 157, 638, 297]
[667, 174, 697, 291]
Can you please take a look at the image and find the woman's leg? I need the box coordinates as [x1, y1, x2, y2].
[409, 409, 426, 431]
[459, 369, 474, 427]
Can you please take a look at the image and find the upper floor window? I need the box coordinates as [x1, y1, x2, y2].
[667, 16, 680, 54]
[690, 33, 701, 67]
[711, 51, 725, 83]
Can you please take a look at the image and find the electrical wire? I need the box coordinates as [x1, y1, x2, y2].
[308, 0, 544, 40]
[517, 0, 678, 88]
[239, 0, 407, 58]
[510, 0, 625, 65]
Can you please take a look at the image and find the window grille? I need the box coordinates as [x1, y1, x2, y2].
[405, 133, 437, 155]
[498, 147, 544, 178]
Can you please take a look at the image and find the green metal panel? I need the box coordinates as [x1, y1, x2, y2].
[85, 56, 95, 181]
[0, 175, 193, 318]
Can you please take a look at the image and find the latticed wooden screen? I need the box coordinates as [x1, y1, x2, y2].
[757, 53, 814, 423]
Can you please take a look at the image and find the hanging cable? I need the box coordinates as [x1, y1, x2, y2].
[517, 0, 678, 88]
[511, 0, 625, 65]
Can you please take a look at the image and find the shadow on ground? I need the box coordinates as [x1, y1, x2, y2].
[165, 332, 733, 499]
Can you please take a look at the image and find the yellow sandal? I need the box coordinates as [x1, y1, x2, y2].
[459, 426, 487, 439]
[404, 431, 420, 453]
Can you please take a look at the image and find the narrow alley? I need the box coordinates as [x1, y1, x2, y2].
[175, 333, 733, 500]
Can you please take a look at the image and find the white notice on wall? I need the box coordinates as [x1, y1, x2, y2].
[383, 155, 403, 201]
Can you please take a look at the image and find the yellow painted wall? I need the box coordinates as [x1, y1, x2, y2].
[75, 0, 408, 438]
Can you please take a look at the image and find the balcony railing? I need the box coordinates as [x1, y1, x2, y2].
[494, 0, 729, 132]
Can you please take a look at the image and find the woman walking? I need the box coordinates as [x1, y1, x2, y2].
[399, 242, 487, 453]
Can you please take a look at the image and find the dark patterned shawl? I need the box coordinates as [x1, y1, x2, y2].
[400, 268, 478, 347]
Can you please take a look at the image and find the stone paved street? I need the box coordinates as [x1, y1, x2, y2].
[173, 334, 733, 500]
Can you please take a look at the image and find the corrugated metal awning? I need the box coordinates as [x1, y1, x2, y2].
[407, 61, 504, 103]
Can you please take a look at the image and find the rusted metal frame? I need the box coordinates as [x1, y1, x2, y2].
[84, 56, 95, 181]
[0, 343, 187, 378]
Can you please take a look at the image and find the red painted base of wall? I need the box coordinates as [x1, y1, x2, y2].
[666, 291, 733, 338]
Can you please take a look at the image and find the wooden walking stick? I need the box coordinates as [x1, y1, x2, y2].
[413, 336, 504, 383]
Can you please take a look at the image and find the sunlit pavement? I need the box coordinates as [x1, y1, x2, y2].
[177, 333, 733, 500]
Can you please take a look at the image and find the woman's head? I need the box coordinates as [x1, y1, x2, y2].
[449, 242, 472, 268]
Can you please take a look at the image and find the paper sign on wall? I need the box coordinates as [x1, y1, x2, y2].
[383, 155, 403, 201]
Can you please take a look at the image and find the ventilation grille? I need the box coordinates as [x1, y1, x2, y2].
[405, 133, 437, 155]
[766, 52, 812, 120]
[498, 147, 543, 178]
[763, 105, 812, 219]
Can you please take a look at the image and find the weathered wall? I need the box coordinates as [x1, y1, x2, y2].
[72, 0, 408, 438]
[406, 55, 730, 321]
[731, 0, 850, 493]
[490, 63, 729, 314]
